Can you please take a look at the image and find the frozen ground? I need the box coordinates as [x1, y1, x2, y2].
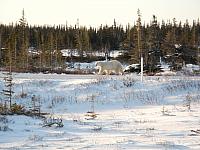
[0, 73, 200, 150]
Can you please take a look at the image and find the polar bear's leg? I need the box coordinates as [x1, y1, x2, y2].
[98, 67, 103, 75]
[119, 67, 124, 75]
[104, 70, 108, 75]
[106, 70, 111, 75]
[115, 67, 123, 75]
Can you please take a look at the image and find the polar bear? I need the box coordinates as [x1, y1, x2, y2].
[95, 60, 124, 75]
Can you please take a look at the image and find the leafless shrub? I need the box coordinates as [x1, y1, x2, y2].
[38, 80, 51, 87]
[122, 89, 134, 108]
[134, 119, 156, 124]
[161, 106, 175, 116]
[193, 94, 200, 103]
[91, 125, 103, 132]
[134, 90, 162, 105]
[52, 96, 65, 104]
[28, 134, 43, 141]
[0, 115, 12, 131]
[122, 76, 136, 87]
[163, 79, 200, 95]
[72, 115, 81, 123]
[29, 95, 41, 116]
[184, 93, 193, 111]
[161, 105, 166, 115]
[20, 84, 28, 98]
[156, 141, 175, 149]
[113, 121, 126, 128]
[94, 76, 108, 84]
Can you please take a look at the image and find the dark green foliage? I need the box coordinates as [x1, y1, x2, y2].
[0, 13, 200, 72]
[145, 15, 161, 72]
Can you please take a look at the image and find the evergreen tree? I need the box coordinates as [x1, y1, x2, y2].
[131, 9, 143, 64]
[74, 26, 82, 57]
[121, 23, 132, 50]
[146, 15, 161, 72]
[0, 12, 200, 71]
[18, 9, 29, 70]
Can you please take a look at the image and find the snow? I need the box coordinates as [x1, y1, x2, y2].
[61, 49, 85, 57]
[66, 62, 96, 70]
[175, 44, 182, 49]
[124, 64, 140, 71]
[109, 50, 128, 58]
[0, 73, 200, 149]
[184, 64, 200, 71]
[61, 49, 127, 58]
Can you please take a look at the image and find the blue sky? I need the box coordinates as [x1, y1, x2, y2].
[1, 0, 199, 27]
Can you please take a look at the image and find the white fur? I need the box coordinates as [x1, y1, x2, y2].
[95, 60, 124, 75]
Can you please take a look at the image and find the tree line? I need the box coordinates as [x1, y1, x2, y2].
[0, 10, 200, 72]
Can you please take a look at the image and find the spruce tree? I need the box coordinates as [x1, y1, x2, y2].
[131, 9, 143, 64]
[18, 9, 29, 70]
[146, 15, 161, 72]
[74, 26, 82, 57]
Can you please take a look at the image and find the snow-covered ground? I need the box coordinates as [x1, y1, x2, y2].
[61, 49, 127, 58]
[0, 73, 200, 149]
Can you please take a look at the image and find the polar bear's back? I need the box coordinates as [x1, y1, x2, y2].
[100, 60, 122, 69]
[109, 60, 122, 67]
